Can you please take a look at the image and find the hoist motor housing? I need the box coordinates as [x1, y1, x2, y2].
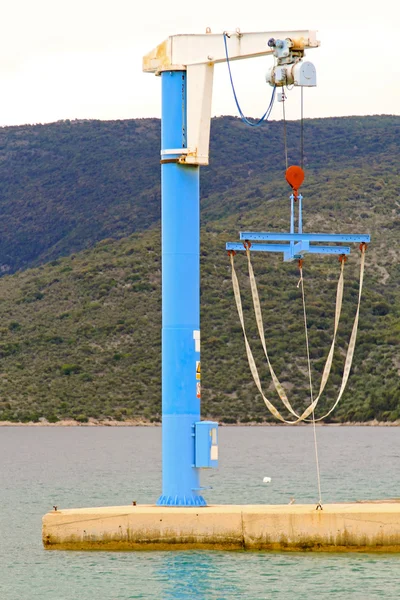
[266, 61, 317, 87]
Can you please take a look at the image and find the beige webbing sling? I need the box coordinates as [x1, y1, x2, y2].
[229, 245, 366, 424]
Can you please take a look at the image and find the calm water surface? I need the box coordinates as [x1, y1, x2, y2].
[1, 426, 400, 599]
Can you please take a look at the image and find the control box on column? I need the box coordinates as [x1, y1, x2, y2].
[194, 421, 219, 468]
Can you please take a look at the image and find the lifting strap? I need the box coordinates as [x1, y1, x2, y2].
[229, 245, 366, 424]
[245, 247, 344, 420]
[312, 245, 366, 422]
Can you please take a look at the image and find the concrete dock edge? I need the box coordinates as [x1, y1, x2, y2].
[42, 502, 400, 551]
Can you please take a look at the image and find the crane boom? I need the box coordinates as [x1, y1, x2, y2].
[143, 30, 320, 165]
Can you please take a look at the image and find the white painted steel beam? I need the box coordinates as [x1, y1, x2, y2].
[142, 31, 319, 73]
[186, 63, 214, 165]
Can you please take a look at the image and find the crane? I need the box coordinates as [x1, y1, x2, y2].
[143, 28, 321, 507]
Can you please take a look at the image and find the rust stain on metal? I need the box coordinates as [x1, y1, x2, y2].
[291, 37, 306, 51]
[142, 39, 171, 73]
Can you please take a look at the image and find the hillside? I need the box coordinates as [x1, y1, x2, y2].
[0, 114, 398, 423]
[0, 115, 398, 272]
[0, 216, 398, 424]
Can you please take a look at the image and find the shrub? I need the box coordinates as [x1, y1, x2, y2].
[75, 414, 89, 423]
[61, 363, 81, 375]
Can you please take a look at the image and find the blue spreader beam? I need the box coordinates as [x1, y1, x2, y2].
[239, 233, 371, 243]
[226, 231, 370, 262]
[227, 192, 370, 261]
[226, 243, 351, 255]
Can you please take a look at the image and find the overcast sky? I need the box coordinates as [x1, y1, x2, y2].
[1, 0, 399, 126]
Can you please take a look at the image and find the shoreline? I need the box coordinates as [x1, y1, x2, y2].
[1, 419, 400, 427]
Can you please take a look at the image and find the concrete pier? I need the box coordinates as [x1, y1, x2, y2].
[43, 501, 400, 551]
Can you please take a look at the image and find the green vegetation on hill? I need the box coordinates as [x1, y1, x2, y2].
[0, 115, 398, 272]
[0, 222, 398, 424]
[0, 115, 398, 423]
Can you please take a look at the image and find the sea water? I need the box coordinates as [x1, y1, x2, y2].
[1, 426, 400, 599]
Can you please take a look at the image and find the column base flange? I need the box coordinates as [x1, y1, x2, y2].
[156, 494, 207, 506]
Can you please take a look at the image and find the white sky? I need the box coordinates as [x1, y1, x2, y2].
[1, 0, 399, 126]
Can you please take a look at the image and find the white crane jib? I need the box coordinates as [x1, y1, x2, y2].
[143, 30, 320, 165]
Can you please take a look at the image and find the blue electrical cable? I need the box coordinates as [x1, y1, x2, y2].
[223, 33, 276, 127]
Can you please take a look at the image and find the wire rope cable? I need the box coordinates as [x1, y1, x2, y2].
[282, 87, 289, 169]
[298, 262, 323, 506]
[298, 91, 318, 505]
[300, 87, 304, 169]
[282, 85, 305, 169]
[223, 33, 276, 127]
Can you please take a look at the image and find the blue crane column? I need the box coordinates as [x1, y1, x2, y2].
[157, 70, 205, 506]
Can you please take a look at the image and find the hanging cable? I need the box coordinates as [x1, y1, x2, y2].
[282, 85, 304, 169]
[223, 33, 276, 127]
[300, 87, 304, 169]
[298, 260, 323, 507]
[282, 87, 288, 169]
